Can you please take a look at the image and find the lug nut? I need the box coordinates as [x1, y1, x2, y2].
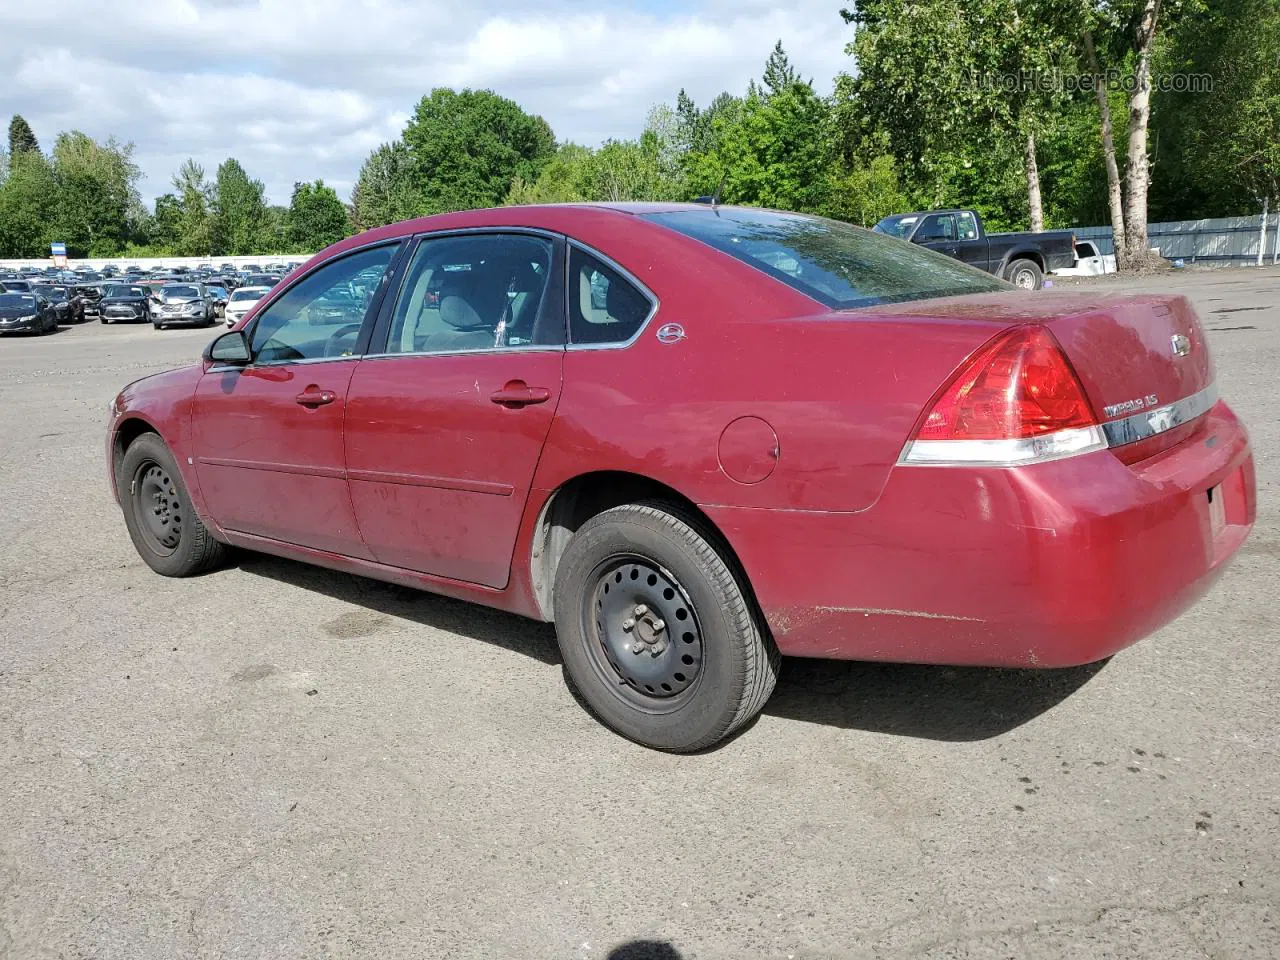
[634, 604, 648, 617]
[622, 618, 635, 631]
[651, 619, 665, 633]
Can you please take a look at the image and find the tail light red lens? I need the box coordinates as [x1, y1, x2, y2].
[916, 325, 1098, 442]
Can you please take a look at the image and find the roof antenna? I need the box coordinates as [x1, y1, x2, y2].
[694, 174, 727, 208]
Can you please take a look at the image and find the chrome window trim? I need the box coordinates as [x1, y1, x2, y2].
[565, 239, 660, 351]
[362, 345, 565, 361]
[1101, 382, 1219, 447]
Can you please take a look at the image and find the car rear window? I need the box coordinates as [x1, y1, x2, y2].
[645, 208, 1006, 309]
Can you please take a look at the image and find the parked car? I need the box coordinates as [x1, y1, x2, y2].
[0, 291, 59, 335]
[205, 284, 230, 318]
[1053, 240, 1118, 278]
[99, 284, 153, 324]
[32, 284, 78, 323]
[242, 273, 281, 289]
[106, 203, 1255, 751]
[71, 283, 106, 321]
[150, 283, 216, 329]
[0, 279, 34, 294]
[873, 208, 1075, 290]
[222, 285, 271, 327]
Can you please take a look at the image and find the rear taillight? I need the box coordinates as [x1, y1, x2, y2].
[902, 325, 1107, 466]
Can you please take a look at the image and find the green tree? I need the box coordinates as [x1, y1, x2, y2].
[0, 150, 58, 257]
[684, 76, 833, 213]
[1151, 0, 1280, 218]
[762, 41, 801, 97]
[286, 180, 350, 252]
[50, 132, 141, 255]
[168, 158, 214, 256]
[8, 115, 39, 157]
[402, 88, 556, 213]
[351, 140, 419, 229]
[210, 158, 269, 255]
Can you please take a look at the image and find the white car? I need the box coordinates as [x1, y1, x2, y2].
[223, 285, 272, 327]
[1053, 240, 1117, 277]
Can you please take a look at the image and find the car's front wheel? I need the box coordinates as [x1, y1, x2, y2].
[553, 501, 780, 752]
[118, 433, 228, 577]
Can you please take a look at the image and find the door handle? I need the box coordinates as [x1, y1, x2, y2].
[490, 380, 552, 408]
[295, 387, 337, 407]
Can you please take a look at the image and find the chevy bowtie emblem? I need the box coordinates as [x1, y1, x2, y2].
[1171, 333, 1191, 357]
[656, 322, 686, 344]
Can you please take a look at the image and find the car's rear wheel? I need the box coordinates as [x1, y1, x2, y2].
[118, 433, 228, 577]
[553, 501, 779, 752]
[1007, 258, 1044, 290]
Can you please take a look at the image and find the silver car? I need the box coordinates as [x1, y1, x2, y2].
[151, 284, 216, 330]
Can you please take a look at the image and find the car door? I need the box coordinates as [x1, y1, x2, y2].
[343, 231, 565, 588]
[191, 242, 402, 557]
[952, 211, 991, 273]
[914, 213, 960, 261]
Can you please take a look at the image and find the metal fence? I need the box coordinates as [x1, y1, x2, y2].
[1075, 213, 1280, 265]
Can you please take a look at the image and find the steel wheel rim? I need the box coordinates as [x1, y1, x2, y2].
[584, 555, 705, 705]
[132, 460, 182, 555]
[1014, 268, 1036, 289]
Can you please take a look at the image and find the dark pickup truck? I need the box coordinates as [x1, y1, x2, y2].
[873, 209, 1075, 290]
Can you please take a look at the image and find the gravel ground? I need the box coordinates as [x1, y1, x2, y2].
[1, 268, 1277, 960]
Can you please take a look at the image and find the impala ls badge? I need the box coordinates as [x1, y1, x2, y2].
[1171, 333, 1192, 357]
[656, 322, 686, 344]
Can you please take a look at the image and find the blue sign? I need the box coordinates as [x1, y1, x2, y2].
[51, 242, 66, 256]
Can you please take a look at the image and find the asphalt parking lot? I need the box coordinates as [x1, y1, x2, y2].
[1, 268, 1277, 960]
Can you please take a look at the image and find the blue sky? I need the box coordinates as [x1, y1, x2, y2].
[1, 0, 855, 206]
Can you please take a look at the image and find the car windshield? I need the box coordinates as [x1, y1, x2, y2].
[34, 286, 66, 299]
[646, 208, 1006, 309]
[107, 285, 146, 298]
[230, 289, 265, 302]
[164, 285, 200, 299]
[0, 294, 36, 308]
[871, 214, 921, 240]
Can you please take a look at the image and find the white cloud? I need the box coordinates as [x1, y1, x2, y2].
[0, 0, 855, 205]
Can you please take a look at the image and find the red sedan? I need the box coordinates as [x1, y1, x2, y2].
[106, 204, 1256, 751]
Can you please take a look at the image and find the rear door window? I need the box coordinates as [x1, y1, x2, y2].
[567, 247, 653, 346]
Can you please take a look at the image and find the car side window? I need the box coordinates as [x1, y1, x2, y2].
[917, 214, 957, 243]
[955, 212, 979, 241]
[249, 244, 397, 363]
[384, 234, 556, 355]
[567, 248, 652, 346]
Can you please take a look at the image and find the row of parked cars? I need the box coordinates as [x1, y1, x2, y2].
[0, 262, 298, 335]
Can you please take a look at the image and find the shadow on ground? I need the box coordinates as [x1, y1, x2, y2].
[238, 554, 1107, 743]
[606, 942, 683, 959]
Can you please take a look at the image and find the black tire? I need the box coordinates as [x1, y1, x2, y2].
[118, 433, 229, 577]
[153, 322, 164, 331]
[1006, 258, 1044, 290]
[553, 501, 780, 752]
[100, 317, 109, 324]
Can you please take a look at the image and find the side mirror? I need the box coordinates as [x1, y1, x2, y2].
[205, 329, 251, 366]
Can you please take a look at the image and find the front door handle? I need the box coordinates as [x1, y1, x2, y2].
[296, 386, 337, 407]
[490, 380, 552, 408]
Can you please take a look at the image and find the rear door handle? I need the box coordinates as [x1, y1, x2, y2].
[490, 380, 552, 408]
[296, 387, 337, 407]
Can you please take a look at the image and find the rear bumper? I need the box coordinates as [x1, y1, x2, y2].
[707, 401, 1255, 668]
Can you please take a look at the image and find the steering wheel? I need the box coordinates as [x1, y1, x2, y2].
[324, 323, 363, 358]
